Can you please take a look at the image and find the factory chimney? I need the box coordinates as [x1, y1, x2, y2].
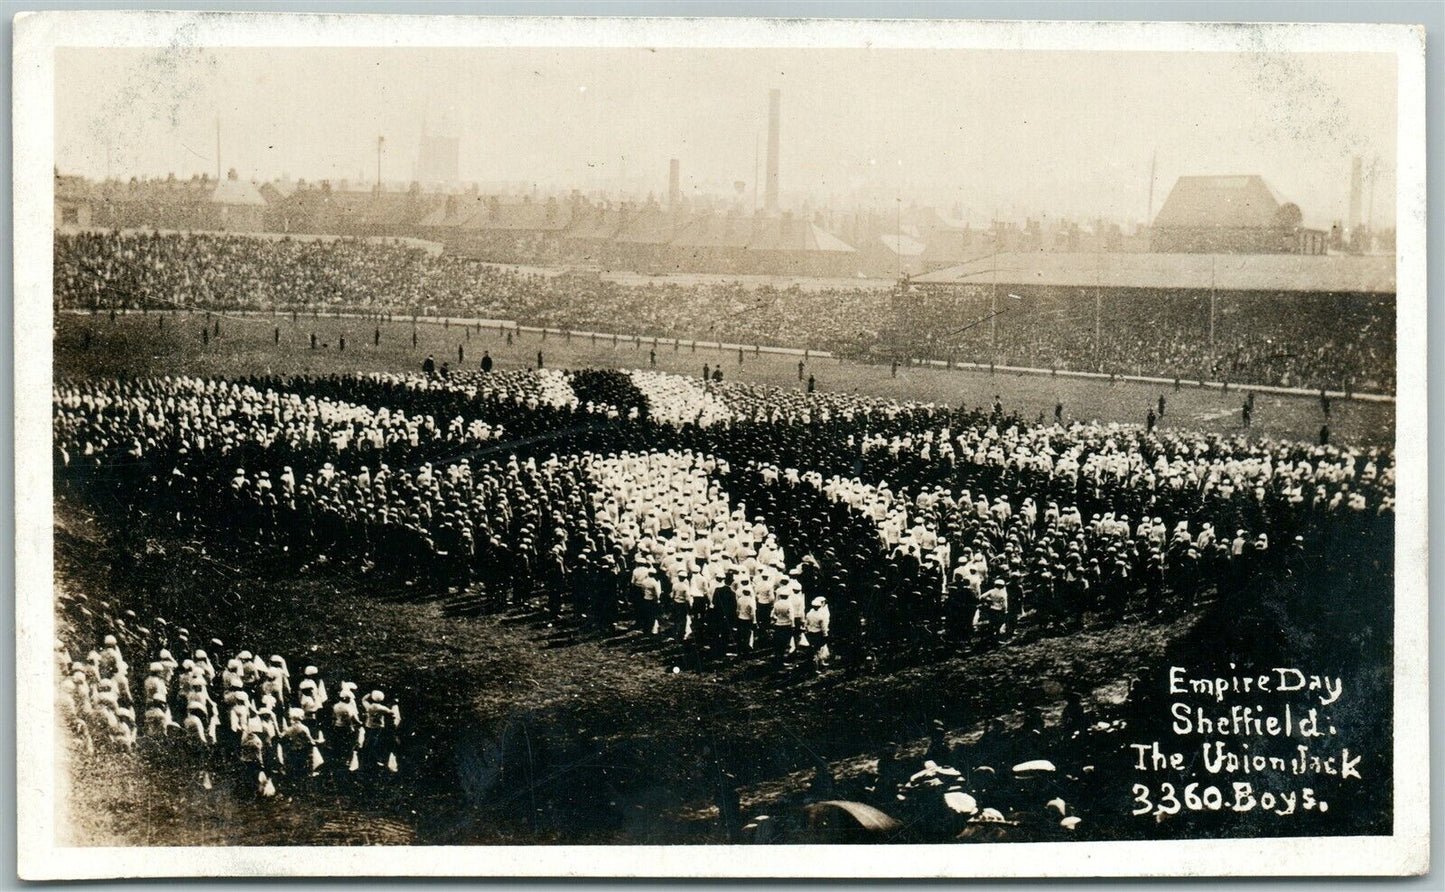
[668, 158, 681, 209]
[1348, 155, 1364, 236]
[765, 89, 781, 213]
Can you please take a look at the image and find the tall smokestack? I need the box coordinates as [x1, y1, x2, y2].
[765, 88, 781, 213]
[1348, 155, 1363, 235]
[668, 158, 681, 209]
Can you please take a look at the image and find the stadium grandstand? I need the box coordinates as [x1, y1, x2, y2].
[903, 250, 1395, 393]
[54, 229, 1397, 393]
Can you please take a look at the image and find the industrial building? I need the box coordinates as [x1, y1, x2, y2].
[415, 116, 461, 187]
[1150, 174, 1327, 254]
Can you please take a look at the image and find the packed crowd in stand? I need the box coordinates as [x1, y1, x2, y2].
[55, 231, 1395, 392]
[56, 367, 1393, 681]
[951, 289, 1396, 393]
[57, 588, 402, 800]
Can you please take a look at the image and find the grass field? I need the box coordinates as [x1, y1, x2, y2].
[56, 310, 1393, 447]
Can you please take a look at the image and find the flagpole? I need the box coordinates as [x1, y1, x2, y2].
[1094, 252, 1102, 371]
[1146, 149, 1157, 230]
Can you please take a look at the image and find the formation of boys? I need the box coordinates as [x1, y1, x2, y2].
[58, 592, 400, 799]
[55, 366, 1392, 679]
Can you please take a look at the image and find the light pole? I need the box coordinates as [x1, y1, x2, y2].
[1366, 155, 1379, 250]
[990, 253, 998, 351]
[1094, 253, 1102, 370]
[896, 197, 903, 282]
[1209, 254, 1217, 378]
[913, 259, 1026, 362]
[376, 135, 385, 191]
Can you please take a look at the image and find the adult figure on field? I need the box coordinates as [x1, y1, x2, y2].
[480, 351, 493, 373]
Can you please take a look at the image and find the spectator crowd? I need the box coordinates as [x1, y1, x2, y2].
[55, 231, 1395, 392]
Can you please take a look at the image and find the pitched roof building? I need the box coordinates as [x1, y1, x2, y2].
[1151, 175, 1325, 254]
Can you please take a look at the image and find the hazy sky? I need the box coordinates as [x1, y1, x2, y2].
[56, 46, 1397, 228]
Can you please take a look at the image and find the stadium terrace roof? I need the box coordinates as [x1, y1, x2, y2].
[911, 251, 1395, 294]
[670, 212, 755, 249]
[613, 206, 682, 245]
[563, 205, 623, 241]
[347, 192, 446, 228]
[878, 233, 928, 257]
[747, 216, 856, 253]
[807, 225, 857, 253]
[208, 178, 267, 207]
[459, 198, 574, 232]
[417, 194, 486, 228]
[55, 174, 96, 203]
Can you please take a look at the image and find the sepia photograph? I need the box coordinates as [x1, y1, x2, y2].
[11, 10, 1429, 878]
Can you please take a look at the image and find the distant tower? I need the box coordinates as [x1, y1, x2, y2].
[765, 88, 781, 213]
[415, 110, 460, 187]
[1348, 155, 1364, 236]
[668, 158, 681, 209]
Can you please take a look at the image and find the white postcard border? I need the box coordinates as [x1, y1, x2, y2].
[12, 10, 1429, 879]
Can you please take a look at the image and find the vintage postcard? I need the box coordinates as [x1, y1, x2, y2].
[12, 10, 1428, 879]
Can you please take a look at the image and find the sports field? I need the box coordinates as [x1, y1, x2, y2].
[51, 309, 1395, 846]
[55, 310, 1392, 447]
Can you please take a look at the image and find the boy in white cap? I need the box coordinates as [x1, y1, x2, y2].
[804, 596, 832, 669]
[280, 707, 321, 780]
[361, 690, 402, 774]
[328, 683, 363, 776]
[302, 665, 327, 708]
